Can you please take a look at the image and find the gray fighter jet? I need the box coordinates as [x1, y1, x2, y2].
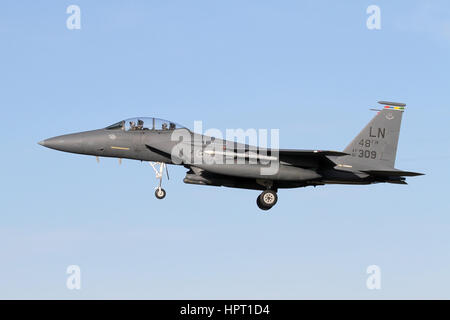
[38, 101, 423, 210]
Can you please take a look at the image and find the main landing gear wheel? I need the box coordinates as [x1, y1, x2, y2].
[257, 190, 278, 210]
[256, 197, 270, 210]
[155, 188, 166, 199]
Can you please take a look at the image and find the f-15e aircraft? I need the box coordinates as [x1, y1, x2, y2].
[38, 101, 423, 210]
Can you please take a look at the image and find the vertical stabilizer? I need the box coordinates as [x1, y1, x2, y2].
[339, 101, 406, 170]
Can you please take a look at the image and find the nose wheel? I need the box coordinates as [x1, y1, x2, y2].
[155, 188, 166, 199]
[150, 162, 169, 200]
[256, 190, 278, 210]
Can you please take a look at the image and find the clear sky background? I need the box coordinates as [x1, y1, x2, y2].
[0, 1, 449, 299]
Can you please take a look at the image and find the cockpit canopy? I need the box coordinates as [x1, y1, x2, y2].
[105, 117, 186, 131]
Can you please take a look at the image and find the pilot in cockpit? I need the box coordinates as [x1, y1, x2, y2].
[169, 122, 176, 130]
[161, 123, 168, 130]
[129, 121, 136, 130]
[137, 119, 144, 130]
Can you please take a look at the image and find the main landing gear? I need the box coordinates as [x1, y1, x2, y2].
[150, 162, 169, 200]
[256, 190, 278, 210]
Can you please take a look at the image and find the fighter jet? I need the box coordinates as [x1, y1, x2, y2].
[38, 101, 423, 211]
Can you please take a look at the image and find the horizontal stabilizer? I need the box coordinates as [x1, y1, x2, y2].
[363, 170, 424, 177]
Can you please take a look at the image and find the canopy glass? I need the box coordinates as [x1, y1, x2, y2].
[105, 117, 186, 131]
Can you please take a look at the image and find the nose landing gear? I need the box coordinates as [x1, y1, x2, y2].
[256, 190, 278, 210]
[155, 188, 166, 199]
[150, 162, 169, 200]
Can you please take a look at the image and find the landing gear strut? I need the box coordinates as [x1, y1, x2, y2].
[150, 162, 169, 200]
[256, 190, 278, 210]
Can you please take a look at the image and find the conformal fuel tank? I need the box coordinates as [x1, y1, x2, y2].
[195, 163, 321, 181]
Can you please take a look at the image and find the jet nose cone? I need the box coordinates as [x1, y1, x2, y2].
[37, 134, 85, 153]
[38, 136, 65, 150]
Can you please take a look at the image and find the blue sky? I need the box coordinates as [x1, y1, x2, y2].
[0, 0, 449, 299]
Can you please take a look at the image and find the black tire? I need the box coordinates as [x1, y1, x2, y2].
[259, 190, 278, 208]
[155, 188, 166, 199]
[256, 196, 270, 210]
